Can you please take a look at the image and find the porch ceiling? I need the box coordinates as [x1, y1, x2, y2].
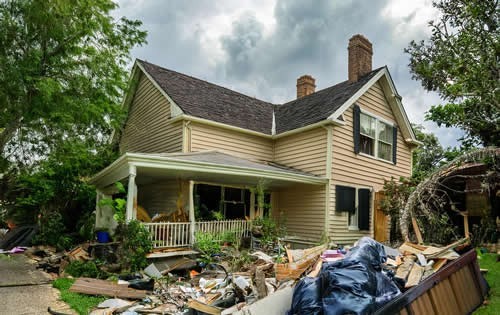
[89, 151, 327, 188]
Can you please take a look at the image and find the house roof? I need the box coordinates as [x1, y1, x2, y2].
[274, 67, 383, 133]
[134, 60, 418, 143]
[138, 60, 274, 134]
[89, 151, 327, 188]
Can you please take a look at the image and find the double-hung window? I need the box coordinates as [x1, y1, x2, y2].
[354, 105, 397, 163]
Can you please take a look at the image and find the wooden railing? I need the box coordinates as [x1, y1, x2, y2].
[144, 222, 191, 248]
[144, 220, 252, 248]
[196, 220, 252, 241]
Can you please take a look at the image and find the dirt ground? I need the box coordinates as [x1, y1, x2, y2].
[0, 254, 75, 315]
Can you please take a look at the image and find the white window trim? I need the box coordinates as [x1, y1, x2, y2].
[358, 109, 395, 163]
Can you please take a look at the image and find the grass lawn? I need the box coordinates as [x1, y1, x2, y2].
[53, 278, 106, 315]
[474, 251, 499, 314]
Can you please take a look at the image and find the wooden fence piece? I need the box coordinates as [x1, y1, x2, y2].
[70, 278, 147, 299]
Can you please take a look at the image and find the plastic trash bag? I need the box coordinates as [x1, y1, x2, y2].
[288, 277, 322, 315]
[288, 237, 401, 315]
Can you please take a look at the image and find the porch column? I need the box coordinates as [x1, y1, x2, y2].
[95, 189, 103, 227]
[189, 180, 195, 243]
[126, 165, 137, 222]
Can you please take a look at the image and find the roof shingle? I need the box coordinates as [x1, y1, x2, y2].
[138, 60, 384, 135]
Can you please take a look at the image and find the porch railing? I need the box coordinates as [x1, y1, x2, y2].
[144, 220, 252, 249]
[144, 222, 191, 248]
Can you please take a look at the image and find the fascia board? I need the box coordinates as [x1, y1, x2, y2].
[135, 62, 185, 118]
[126, 154, 327, 185]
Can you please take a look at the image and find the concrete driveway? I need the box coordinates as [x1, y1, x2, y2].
[0, 254, 75, 315]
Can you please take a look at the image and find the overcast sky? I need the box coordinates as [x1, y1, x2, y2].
[114, 0, 463, 147]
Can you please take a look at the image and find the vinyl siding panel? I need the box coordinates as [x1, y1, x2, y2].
[189, 122, 273, 162]
[329, 82, 413, 244]
[138, 180, 189, 217]
[274, 128, 328, 176]
[274, 184, 326, 240]
[120, 73, 183, 154]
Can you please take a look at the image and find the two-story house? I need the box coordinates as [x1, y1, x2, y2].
[90, 35, 419, 247]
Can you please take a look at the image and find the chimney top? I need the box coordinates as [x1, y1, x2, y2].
[296, 75, 316, 99]
[348, 34, 373, 82]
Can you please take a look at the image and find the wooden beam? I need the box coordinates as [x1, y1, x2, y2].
[411, 216, 423, 244]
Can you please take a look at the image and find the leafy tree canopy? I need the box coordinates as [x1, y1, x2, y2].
[0, 0, 147, 168]
[405, 0, 499, 147]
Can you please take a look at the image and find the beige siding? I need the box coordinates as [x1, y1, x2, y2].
[138, 180, 189, 218]
[189, 122, 273, 162]
[274, 184, 326, 240]
[328, 82, 413, 244]
[274, 128, 328, 176]
[120, 73, 183, 154]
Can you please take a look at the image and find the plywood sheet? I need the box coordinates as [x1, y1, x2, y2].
[70, 278, 147, 299]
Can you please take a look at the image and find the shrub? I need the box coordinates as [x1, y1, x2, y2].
[114, 220, 153, 271]
[194, 231, 221, 264]
[64, 260, 105, 278]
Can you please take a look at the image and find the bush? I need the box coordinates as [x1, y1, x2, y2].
[114, 220, 153, 271]
[194, 231, 221, 264]
[64, 260, 105, 278]
[32, 210, 73, 251]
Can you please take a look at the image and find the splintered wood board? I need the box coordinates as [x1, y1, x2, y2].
[70, 277, 147, 299]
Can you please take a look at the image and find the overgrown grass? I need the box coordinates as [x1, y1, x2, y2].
[52, 278, 106, 315]
[474, 251, 500, 314]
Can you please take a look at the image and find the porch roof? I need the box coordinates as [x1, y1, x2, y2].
[89, 151, 327, 188]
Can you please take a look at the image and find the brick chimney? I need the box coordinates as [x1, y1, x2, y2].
[296, 75, 316, 98]
[348, 34, 373, 82]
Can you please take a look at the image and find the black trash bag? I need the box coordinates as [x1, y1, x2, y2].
[319, 237, 400, 315]
[0, 225, 38, 250]
[288, 276, 322, 315]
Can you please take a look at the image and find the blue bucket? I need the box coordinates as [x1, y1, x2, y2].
[96, 231, 110, 243]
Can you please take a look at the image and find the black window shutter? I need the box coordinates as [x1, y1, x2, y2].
[392, 126, 398, 164]
[336, 186, 356, 213]
[353, 105, 360, 154]
[358, 188, 371, 230]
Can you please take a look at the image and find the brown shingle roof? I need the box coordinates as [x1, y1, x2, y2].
[138, 59, 384, 135]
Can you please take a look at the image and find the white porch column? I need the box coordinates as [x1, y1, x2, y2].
[95, 189, 103, 227]
[189, 180, 195, 244]
[126, 165, 137, 222]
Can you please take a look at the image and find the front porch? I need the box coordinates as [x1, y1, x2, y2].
[89, 151, 327, 249]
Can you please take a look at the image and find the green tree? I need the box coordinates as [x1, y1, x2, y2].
[405, 0, 499, 146]
[0, 0, 147, 167]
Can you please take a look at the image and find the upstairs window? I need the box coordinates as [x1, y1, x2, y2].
[354, 105, 398, 163]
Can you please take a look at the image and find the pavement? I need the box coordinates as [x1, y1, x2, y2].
[0, 253, 76, 315]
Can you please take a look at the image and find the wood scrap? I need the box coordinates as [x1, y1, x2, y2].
[67, 246, 90, 262]
[255, 267, 267, 299]
[424, 238, 469, 259]
[395, 259, 414, 281]
[307, 258, 323, 277]
[70, 278, 147, 299]
[275, 244, 327, 281]
[187, 300, 222, 315]
[399, 243, 425, 255]
[405, 264, 424, 288]
[411, 216, 424, 244]
[431, 258, 448, 272]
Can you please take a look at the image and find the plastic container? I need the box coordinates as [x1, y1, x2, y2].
[96, 231, 110, 243]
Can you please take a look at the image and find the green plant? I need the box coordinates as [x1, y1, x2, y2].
[53, 278, 106, 315]
[227, 249, 253, 271]
[64, 260, 106, 279]
[194, 231, 222, 264]
[32, 209, 74, 251]
[253, 214, 286, 250]
[212, 210, 225, 221]
[99, 182, 127, 225]
[221, 231, 237, 245]
[114, 220, 152, 272]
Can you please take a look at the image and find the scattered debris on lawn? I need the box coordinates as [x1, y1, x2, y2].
[3, 228, 487, 314]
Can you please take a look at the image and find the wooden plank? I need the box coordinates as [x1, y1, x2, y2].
[405, 264, 424, 288]
[399, 243, 425, 255]
[395, 259, 414, 281]
[70, 278, 146, 299]
[411, 216, 424, 244]
[431, 259, 447, 272]
[187, 300, 222, 315]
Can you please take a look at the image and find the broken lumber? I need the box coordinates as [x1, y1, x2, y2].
[275, 244, 327, 281]
[399, 243, 426, 255]
[395, 259, 414, 281]
[405, 264, 424, 288]
[187, 300, 222, 315]
[424, 238, 469, 259]
[411, 216, 424, 244]
[70, 278, 147, 299]
[431, 259, 448, 272]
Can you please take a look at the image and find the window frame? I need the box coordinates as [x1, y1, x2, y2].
[336, 184, 372, 231]
[358, 110, 395, 163]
